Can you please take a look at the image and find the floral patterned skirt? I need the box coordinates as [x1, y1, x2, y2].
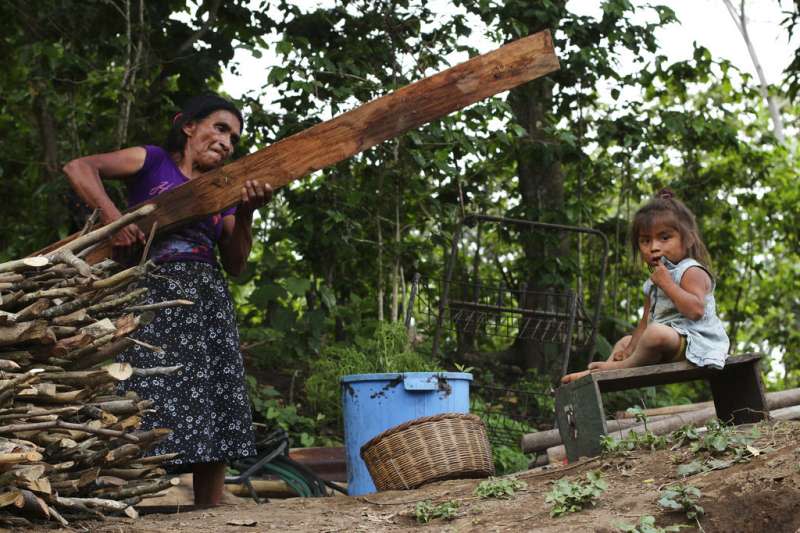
[117, 261, 256, 470]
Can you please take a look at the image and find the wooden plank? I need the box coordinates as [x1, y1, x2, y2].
[594, 353, 762, 393]
[709, 358, 768, 424]
[555, 375, 607, 462]
[40, 30, 559, 261]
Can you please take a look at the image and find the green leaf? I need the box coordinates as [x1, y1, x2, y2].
[284, 276, 311, 297]
[319, 285, 337, 309]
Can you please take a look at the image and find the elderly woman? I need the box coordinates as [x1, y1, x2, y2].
[63, 94, 271, 506]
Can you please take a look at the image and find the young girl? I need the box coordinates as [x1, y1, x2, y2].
[561, 189, 729, 384]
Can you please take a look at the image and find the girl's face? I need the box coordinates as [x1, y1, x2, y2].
[182, 110, 242, 171]
[637, 218, 687, 266]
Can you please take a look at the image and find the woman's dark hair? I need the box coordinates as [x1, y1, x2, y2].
[164, 93, 243, 157]
[630, 188, 712, 269]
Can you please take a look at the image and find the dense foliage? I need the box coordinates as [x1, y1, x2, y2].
[3, 1, 799, 443]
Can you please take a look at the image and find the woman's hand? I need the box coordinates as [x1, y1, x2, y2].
[110, 222, 146, 264]
[236, 180, 273, 218]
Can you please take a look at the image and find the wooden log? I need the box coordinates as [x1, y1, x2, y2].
[0, 490, 21, 508]
[527, 387, 800, 454]
[123, 299, 193, 313]
[547, 403, 800, 464]
[15, 387, 91, 404]
[17, 287, 79, 306]
[101, 466, 165, 480]
[15, 299, 52, 322]
[50, 326, 78, 338]
[94, 477, 179, 500]
[52, 308, 93, 326]
[0, 359, 21, 371]
[0, 420, 139, 442]
[520, 414, 673, 453]
[0, 257, 50, 276]
[0, 451, 44, 464]
[131, 365, 182, 377]
[13, 489, 50, 520]
[87, 398, 150, 415]
[135, 452, 179, 465]
[38, 31, 559, 263]
[613, 387, 800, 419]
[71, 337, 134, 370]
[80, 318, 118, 338]
[40, 205, 156, 259]
[769, 404, 800, 421]
[86, 289, 147, 314]
[103, 443, 141, 465]
[52, 495, 138, 518]
[547, 407, 717, 462]
[225, 479, 300, 499]
[89, 261, 155, 291]
[0, 321, 55, 347]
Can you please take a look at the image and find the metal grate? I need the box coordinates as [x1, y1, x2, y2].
[420, 277, 597, 348]
[470, 384, 554, 449]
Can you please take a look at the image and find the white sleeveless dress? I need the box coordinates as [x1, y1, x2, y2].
[642, 258, 730, 369]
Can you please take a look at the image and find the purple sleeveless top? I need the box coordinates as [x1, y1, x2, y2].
[126, 145, 235, 265]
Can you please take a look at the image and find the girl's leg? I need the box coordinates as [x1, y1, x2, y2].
[609, 335, 633, 361]
[560, 335, 634, 383]
[192, 462, 226, 506]
[589, 324, 681, 371]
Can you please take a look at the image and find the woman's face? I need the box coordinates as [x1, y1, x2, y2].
[182, 110, 242, 171]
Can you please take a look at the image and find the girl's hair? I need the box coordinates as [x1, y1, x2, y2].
[164, 93, 244, 157]
[630, 188, 712, 269]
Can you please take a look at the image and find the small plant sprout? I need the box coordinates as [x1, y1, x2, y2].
[413, 500, 460, 523]
[474, 477, 527, 499]
[626, 405, 649, 430]
[658, 484, 705, 525]
[613, 515, 689, 533]
[545, 471, 607, 517]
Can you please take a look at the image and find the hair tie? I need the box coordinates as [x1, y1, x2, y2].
[172, 112, 183, 124]
[658, 188, 674, 200]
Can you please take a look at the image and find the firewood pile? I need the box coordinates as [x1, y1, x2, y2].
[0, 205, 186, 527]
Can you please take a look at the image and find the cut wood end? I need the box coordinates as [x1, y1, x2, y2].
[27, 451, 43, 462]
[124, 505, 139, 519]
[22, 257, 49, 268]
[0, 490, 20, 508]
[104, 362, 133, 381]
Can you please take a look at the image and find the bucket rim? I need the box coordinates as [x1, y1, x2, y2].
[340, 371, 473, 384]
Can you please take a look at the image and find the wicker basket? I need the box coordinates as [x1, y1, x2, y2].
[359, 413, 495, 491]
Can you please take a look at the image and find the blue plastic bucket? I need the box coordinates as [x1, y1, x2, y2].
[341, 372, 472, 496]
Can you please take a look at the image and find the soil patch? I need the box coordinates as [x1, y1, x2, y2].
[46, 420, 800, 533]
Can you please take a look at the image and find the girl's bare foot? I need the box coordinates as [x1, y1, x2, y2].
[560, 369, 591, 384]
[587, 360, 624, 372]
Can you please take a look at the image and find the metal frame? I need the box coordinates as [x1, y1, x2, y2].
[431, 213, 609, 377]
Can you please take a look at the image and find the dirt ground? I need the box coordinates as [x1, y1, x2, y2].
[41, 420, 800, 533]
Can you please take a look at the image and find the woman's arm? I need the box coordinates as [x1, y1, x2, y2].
[651, 264, 709, 321]
[62, 147, 148, 246]
[219, 180, 273, 276]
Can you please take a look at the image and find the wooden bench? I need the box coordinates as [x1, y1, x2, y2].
[554, 353, 768, 461]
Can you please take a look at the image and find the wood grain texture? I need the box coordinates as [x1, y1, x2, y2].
[40, 30, 559, 261]
[593, 353, 762, 393]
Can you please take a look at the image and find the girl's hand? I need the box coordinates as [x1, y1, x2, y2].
[237, 180, 273, 218]
[650, 262, 672, 289]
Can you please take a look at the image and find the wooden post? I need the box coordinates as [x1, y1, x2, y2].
[38, 30, 559, 262]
